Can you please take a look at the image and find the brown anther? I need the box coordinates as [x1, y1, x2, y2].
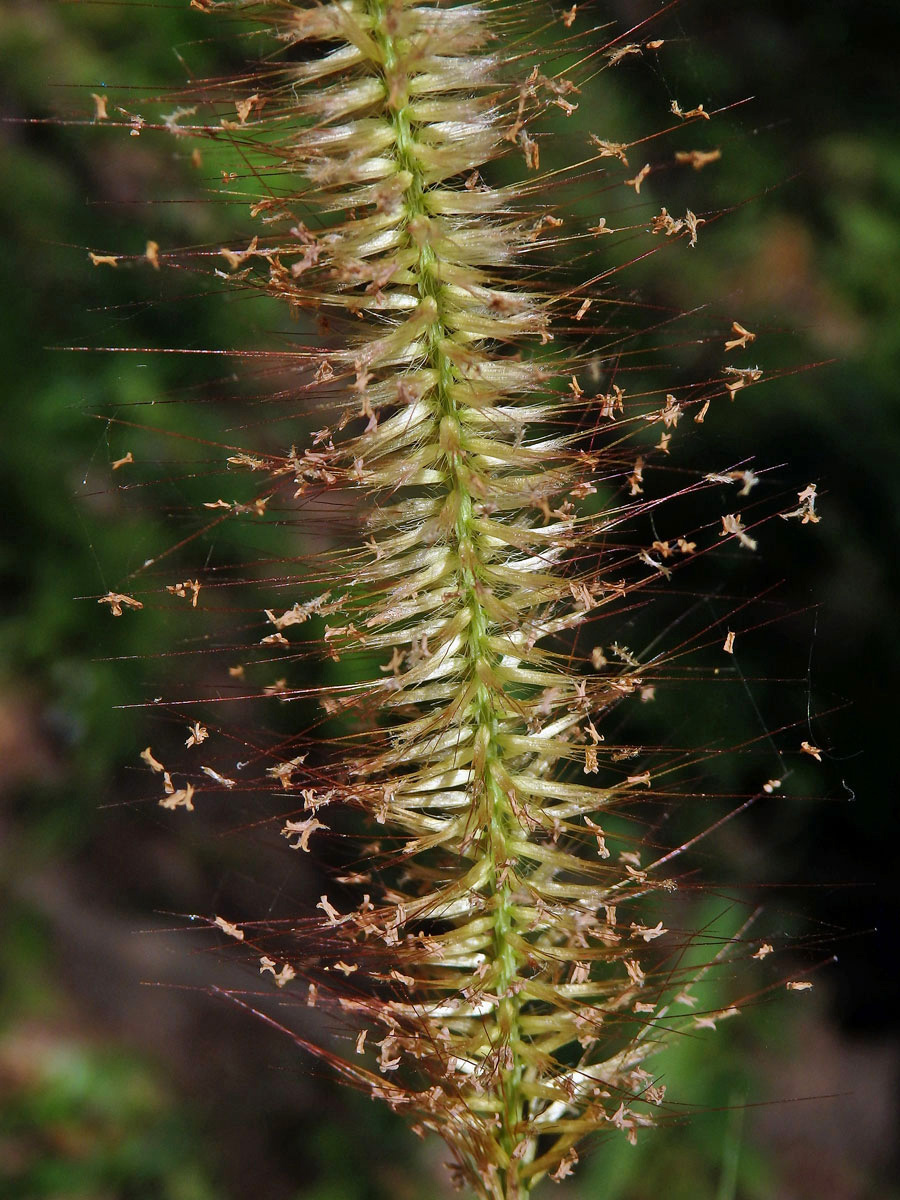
[625, 163, 651, 194]
[675, 148, 721, 171]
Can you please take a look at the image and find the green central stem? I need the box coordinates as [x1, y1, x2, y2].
[370, 3, 529, 1192]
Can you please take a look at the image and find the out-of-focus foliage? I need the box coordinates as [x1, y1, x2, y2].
[1, 1, 897, 1197]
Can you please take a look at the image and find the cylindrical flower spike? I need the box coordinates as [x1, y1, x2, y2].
[132, 2, 800, 1197]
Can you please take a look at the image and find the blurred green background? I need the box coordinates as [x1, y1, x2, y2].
[1, 0, 897, 1197]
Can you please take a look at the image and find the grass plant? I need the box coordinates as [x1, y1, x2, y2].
[84, 2, 821, 1195]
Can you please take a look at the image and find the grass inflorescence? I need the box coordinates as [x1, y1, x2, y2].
[85, 1, 823, 1196]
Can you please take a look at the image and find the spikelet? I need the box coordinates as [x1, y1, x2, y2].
[121, 2, 806, 1196]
